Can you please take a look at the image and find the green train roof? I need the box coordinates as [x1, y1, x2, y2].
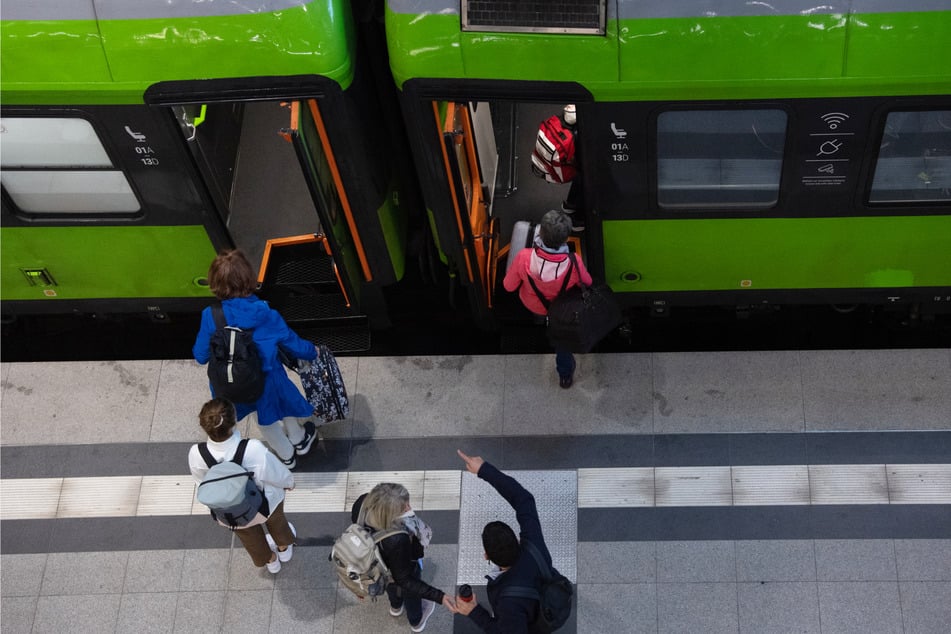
[386, 0, 951, 100]
[0, 0, 355, 105]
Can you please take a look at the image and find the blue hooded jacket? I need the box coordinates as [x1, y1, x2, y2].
[193, 295, 317, 425]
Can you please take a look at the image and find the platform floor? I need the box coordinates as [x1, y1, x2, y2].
[2, 349, 950, 633]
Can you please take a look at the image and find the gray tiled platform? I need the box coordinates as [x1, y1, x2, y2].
[2, 349, 950, 633]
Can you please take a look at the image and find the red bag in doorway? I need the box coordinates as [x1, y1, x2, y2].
[531, 115, 577, 184]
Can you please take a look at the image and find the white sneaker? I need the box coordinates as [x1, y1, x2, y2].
[410, 600, 436, 632]
[389, 604, 405, 617]
[266, 522, 296, 563]
[265, 554, 281, 574]
[295, 421, 318, 456]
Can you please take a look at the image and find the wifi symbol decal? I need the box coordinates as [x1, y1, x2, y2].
[820, 112, 849, 130]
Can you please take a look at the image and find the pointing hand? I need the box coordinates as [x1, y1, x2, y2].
[457, 449, 484, 475]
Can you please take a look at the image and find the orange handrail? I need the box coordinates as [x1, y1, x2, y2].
[434, 101, 474, 283]
[307, 99, 373, 282]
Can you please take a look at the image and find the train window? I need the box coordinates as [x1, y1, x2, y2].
[0, 117, 140, 214]
[869, 110, 951, 203]
[657, 109, 787, 209]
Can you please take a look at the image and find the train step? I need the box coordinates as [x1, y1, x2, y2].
[291, 323, 371, 354]
[258, 238, 371, 353]
[269, 293, 356, 322]
[270, 254, 339, 287]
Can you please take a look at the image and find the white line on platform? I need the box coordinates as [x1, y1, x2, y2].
[1, 464, 948, 520]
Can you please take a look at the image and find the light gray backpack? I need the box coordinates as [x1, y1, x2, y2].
[196, 439, 266, 529]
[330, 523, 406, 599]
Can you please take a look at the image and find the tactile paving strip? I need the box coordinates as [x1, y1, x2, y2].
[457, 470, 577, 585]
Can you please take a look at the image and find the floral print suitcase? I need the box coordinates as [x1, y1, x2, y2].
[297, 344, 350, 424]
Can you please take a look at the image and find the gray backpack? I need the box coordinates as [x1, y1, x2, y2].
[330, 523, 406, 600]
[196, 439, 267, 529]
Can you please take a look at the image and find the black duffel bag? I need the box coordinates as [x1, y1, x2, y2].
[528, 253, 622, 353]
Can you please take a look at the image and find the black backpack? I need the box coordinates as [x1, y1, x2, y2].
[499, 540, 573, 632]
[207, 302, 265, 403]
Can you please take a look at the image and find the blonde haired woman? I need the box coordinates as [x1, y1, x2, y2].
[351, 483, 457, 631]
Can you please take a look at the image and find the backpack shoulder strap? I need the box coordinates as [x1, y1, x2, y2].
[565, 253, 585, 290]
[525, 275, 550, 310]
[211, 301, 226, 329]
[521, 540, 553, 582]
[372, 528, 408, 544]
[499, 585, 541, 601]
[231, 438, 250, 466]
[197, 442, 218, 469]
[558, 256, 575, 297]
[497, 541, 552, 601]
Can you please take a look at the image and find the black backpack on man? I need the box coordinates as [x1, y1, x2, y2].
[498, 540, 573, 632]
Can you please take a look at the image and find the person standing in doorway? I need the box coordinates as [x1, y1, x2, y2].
[503, 210, 592, 388]
[561, 104, 585, 232]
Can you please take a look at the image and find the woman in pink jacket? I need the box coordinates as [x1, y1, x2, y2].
[503, 210, 592, 388]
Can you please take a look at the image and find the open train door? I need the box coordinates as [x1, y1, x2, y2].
[269, 99, 375, 351]
[284, 100, 370, 302]
[436, 101, 501, 324]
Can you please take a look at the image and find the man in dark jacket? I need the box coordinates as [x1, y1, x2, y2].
[455, 450, 553, 633]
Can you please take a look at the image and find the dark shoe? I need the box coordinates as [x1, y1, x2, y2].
[295, 421, 317, 456]
[280, 454, 297, 469]
[561, 200, 577, 214]
[559, 375, 573, 389]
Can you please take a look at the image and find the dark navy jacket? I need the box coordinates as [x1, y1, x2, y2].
[468, 462, 552, 634]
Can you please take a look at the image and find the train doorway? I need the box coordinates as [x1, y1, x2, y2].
[173, 100, 323, 271]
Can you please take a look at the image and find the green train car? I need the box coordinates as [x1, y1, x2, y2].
[386, 0, 951, 323]
[3, 1, 949, 352]
[1, 0, 413, 350]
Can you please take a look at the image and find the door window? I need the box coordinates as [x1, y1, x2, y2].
[0, 117, 140, 214]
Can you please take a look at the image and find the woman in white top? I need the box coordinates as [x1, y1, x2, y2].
[188, 398, 296, 573]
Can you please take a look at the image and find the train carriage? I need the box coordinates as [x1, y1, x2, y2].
[1, 0, 416, 351]
[385, 0, 951, 327]
[3, 0, 950, 355]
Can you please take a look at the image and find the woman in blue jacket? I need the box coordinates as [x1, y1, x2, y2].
[193, 249, 318, 469]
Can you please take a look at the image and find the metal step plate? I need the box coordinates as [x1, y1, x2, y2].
[457, 469, 577, 585]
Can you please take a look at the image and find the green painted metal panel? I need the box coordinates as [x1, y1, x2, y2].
[0, 1, 355, 105]
[846, 12, 951, 78]
[1, 226, 216, 301]
[602, 216, 951, 293]
[386, 10, 951, 100]
[376, 181, 407, 281]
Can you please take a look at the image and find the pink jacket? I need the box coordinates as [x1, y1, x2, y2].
[503, 247, 593, 316]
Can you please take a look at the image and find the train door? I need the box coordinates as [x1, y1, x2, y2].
[424, 98, 588, 327]
[283, 99, 367, 308]
[148, 83, 376, 351]
[436, 102, 500, 317]
[171, 100, 324, 273]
